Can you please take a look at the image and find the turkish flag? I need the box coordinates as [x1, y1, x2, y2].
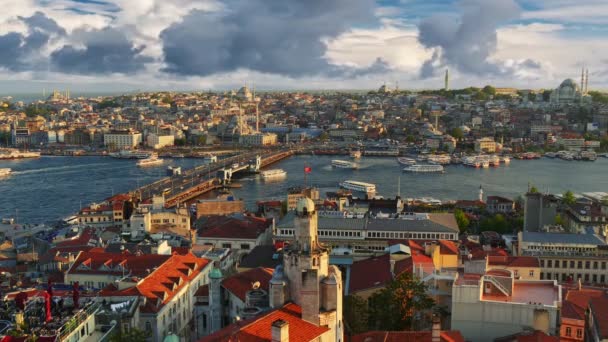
[304, 166, 312, 173]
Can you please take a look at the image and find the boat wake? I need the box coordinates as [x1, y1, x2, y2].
[12, 162, 121, 175]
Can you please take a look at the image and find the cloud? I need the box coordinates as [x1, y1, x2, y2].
[417, 0, 538, 78]
[50, 26, 152, 74]
[0, 11, 65, 71]
[160, 0, 382, 77]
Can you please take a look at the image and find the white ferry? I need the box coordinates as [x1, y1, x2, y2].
[332, 160, 358, 169]
[339, 180, 376, 193]
[397, 157, 416, 166]
[402, 164, 444, 173]
[427, 155, 452, 165]
[0, 168, 11, 177]
[261, 169, 287, 180]
[137, 154, 163, 167]
[0, 149, 41, 159]
[109, 150, 151, 159]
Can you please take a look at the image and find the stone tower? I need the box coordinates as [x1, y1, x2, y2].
[270, 197, 343, 342]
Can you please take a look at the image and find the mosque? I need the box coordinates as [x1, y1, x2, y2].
[550, 68, 592, 105]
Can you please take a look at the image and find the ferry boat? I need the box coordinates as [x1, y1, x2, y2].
[261, 169, 287, 180]
[402, 164, 444, 173]
[500, 156, 511, 164]
[0, 168, 11, 177]
[332, 160, 358, 169]
[0, 148, 41, 159]
[427, 155, 452, 165]
[463, 156, 481, 168]
[109, 150, 151, 159]
[349, 150, 362, 159]
[339, 180, 376, 193]
[397, 157, 416, 166]
[580, 150, 597, 161]
[489, 155, 501, 167]
[137, 154, 163, 167]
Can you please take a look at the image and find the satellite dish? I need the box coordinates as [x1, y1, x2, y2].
[252, 281, 261, 290]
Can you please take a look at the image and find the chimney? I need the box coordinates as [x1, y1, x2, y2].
[389, 259, 396, 277]
[271, 319, 289, 342]
[578, 277, 582, 291]
[431, 314, 441, 342]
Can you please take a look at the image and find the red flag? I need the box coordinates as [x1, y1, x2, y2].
[304, 166, 312, 174]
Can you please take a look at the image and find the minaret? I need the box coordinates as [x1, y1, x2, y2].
[585, 69, 589, 94]
[581, 67, 585, 93]
[444, 69, 449, 91]
[479, 185, 484, 202]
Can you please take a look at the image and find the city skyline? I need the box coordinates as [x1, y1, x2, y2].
[0, 0, 607, 93]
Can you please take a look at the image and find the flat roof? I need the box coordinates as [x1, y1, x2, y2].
[521, 231, 606, 246]
[483, 281, 559, 306]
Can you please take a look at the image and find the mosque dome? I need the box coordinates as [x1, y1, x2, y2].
[560, 78, 578, 90]
[236, 86, 253, 100]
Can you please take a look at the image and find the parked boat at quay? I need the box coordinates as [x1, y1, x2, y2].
[427, 154, 452, 165]
[332, 159, 358, 169]
[403, 164, 444, 173]
[109, 150, 151, 159]
[0, 148, 41, 159]
[349, 150, 362, 159]
[261, 169, 287, 180]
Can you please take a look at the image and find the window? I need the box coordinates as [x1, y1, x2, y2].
[593, 274, 597, 283]
[601, 275, 605, 283]
[529, 270, 534, 277]
[547, 260, 552, 268]
[554, 260, 559, 268]
[570, 260, 575, 268]
[540, 260, 545, 267]
[240, 244, 250, 250]
[540, 273, 544, 280]
[585, 261, 590, 269]
[222, 243, 231, 249]
[562, 260, 567, 268]
[584, 274, 589, 282]
[593, 261, 598, 269]
[602, 262, 607, 270]
[576, 329, 582, 338]
[565, 327, 571, 337]
[578, 261, 583, 269]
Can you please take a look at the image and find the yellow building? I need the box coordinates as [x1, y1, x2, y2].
[486, 255, 541, 281]
[474, 137, 497, 153]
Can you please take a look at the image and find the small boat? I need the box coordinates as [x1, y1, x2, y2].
[397, 157, 417, 166]
[544, 152, 556, 158]
[489, 155, 501, 167]
[109, 150, 151, 159]
[500, 156, 511, 164]
[349, 150, 362, 159]
[402, 164, 444, 173]
[332, 160, 358, 169]
[261, 169, 287, 180]
[0, 168, 11, 177]
[137, 154, 163, 167]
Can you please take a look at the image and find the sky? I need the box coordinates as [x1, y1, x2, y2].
[0, 0, 607, 93]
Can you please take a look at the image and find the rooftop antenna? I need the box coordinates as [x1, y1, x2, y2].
[585, 68, 589, 94]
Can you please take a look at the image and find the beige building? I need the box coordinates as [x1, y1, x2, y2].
[104, 130, 142, 149]
[486, 256, 541, 281]
[451, 268, 561, 341]
[146, 133, 174, 149]
[474, 137, 498, 153]
[239, 133, 277, 146]
[287, 187, 320, 210]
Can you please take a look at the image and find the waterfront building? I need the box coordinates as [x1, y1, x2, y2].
[103, 129, 142, 149]
[200, 197, 344, 341]
[516, 231, 608, 285]
[239, 132, 278, 146]
[275, 212, 459, 255]
[474, 137, 498, 153]
[451, 267, 561, 341]
[194, 214, 274, 256]
[146, 133, 174, 149]
[556, 137, 586, 151]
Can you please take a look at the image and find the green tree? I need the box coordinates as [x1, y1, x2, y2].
[109, 327, 151, 342]
[555, 214, 564, 226]
[479, 214, 510, 234]
[405, 135, 416, 143]
[318, 131, 329, 141]
[450, 127, 464, 140]
[529, 185, 539, 194]
[562, 190, 576, 205]
[161, 95, 173, 104]
[454, 209, 470, 233]
[368, 272, 435, 331]
[344, 295, 369, 334]
[482, 85, 496, 96]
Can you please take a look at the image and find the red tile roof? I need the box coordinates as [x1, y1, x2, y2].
[222, 268, 274, 302]
[199, 303, 329, 342]
[67, 251, 171, 277]
[350, 330, 465, 342]
[439, 240, 458, 255]
[349, 254, 412, 294]
[487, 256, 540, 268]
[561, 288, 606, 320]
[495, 330, 559, 342]
[590, 296, 608, 338]
[101, 253, 211, 313]
[197, 215, 272, 240]
[39, 245, 97, 264]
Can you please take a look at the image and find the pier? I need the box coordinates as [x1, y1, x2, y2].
[132, 149, 295, 208]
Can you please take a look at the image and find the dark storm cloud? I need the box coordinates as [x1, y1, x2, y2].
[0, 12, 64, 71]
[50, 27, 152, 74]
[418, 0, 533, 78]
[160, 0, 385, 77]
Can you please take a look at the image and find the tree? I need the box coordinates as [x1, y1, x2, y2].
[318, 132, 329, 141]
[368, 272, 435, 331]
[161, 95, 173, 104]
[479, 214, 510, 234]
[344, 295, 369, 334]
[555, 214, 564, 226]
[109, 327, 151, 342]
[454, 209, 470, 233]
[529, 185, 539, 194]
[562, 190, 576, 205]
[450, 127, 464, 140]
[542, 90, 552, 102]
[482, 85, 496, 96]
